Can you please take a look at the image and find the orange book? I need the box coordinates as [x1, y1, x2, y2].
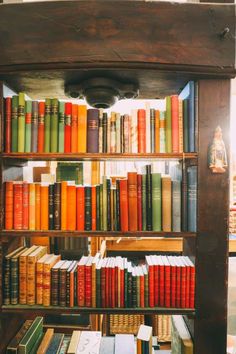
[43, 254, 61, 306]
[171, 95, 179, 153]
[120, 179, 129, 232]
[155, 110, 160, 153]
[71, 104, 78, 153]
[5, 181, 13, 230]
[29, 183, 36, 230]
[61, 181, 67, 230]
[137, 109, 146, 153]
[13, 182, 23, 230]
[67, 184, 76, 230]
[22, 182, 29, 230]
[36, 253, 51, 305]
[40, 185, 49, 230]
[128, 172, 138, 231]
[76, 186, 85, 231]
[78, 105, 87, 152]
[35, 183, 41, 230]
[91, 186, 96, 231]
[19, 245, 38, 304]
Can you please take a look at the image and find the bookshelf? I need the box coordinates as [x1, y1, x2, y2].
[0, 1, 235, 353]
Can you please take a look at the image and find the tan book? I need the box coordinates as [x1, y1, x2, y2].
[43, 254, 61, 306]
[161, 175, 172, 232]
[92, 252, 101, 308]
[19, 245, 38, 304]
[178, 99, 183, 153]
[37, 328, 54, 354]
[36, 254, 52, 305]
[27, 246, 47, 305]
[67, 330, 81, 354]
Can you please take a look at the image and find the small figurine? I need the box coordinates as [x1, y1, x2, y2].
[208, 126, 228, 173]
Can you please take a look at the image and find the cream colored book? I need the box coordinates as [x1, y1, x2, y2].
[67, 331, 81, 354]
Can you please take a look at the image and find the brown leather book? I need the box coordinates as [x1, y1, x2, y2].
[19, 245, 38, 304]
[43, 254, 61, 306]
[161, 175, 172, 231]
[128, 172, 138, 231]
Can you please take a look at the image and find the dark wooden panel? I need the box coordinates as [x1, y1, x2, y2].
[195, 80, 230, 354]
[0, 1, 235, 72]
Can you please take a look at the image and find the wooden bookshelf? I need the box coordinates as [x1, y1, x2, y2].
[0, 1, 234, 353]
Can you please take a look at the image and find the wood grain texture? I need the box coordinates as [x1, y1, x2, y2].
[0, 1, 235, 71]
[194, 80, 230, 354]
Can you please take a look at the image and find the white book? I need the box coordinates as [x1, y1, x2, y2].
[76, 331, 101, 354]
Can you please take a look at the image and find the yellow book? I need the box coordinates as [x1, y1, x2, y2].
[78, 105, 87, 152]
[29, 183, 36, 230]
[91, 161, 100, 185]
[19, 245, 38, 304]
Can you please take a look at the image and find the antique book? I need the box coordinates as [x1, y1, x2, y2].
[131, 109, 137, 153]
[179, 81, 195, 152]
[76, 186, 85, 231]
[18, 316, 43, 354]
[35, 183, 41, 230]
[145, 102, 151, 153]
[36, 253, 51, 305]
[13, 182, 23, 230]
[137, 109, 146, 153]
[38, 101, 45, 153]
[102, 112, 108, 153]
[171, 95, 179, 153]
[67, 331, 81, 354]
[5, 181, 13, 229]
[187, 166, 197, 232]
[64, 102, 72, 153]
[67, 184, 76, 230]
[44, 98, 51, 153]
[10, 247, 27, 304]
[40, 184, 49, 230]
[137, 324, 153, 354]
[87, 108, 99, 153]
[159, 111, 166, 153]
[58, 101, 65, 153]
[91, 185, 96, 231]
[172, 180, 181, 232]
[61, 181, 67, 230]
[183, 100, 189, 153]
[85, 186, 92, 231]
[71, 104, 78, 153]
[116, 113, 121, 153]
[25, 100, 32, 152]
[146, 165, 152, 231]
[31, 100, 38, 153]
[165, 96, 172, 153]
[36, 328, 54, 354]
[155, 110, 160, 153]
[54, 182, 61, 230]
[50, 98, 59, 152]
[59, 261, 72, 306]
[48, 184, 54, 230]
[11, 95, 18, 152]
[110, 112, 116, 153]
[142, 174, 146, 231]
[45, 333, 64, 354]
[152, 173, 162, 231]
[77, 105, 87, 152]
[178, 99, 183, 153]
[29, 183, 36, 230]
[162, 175, 172, 232]
[98, 108, 103, 153]
[120, 179, 129, 232]
[18, 92, 25, 152]
[6, 320, 33, 354]
[51, 260, 65, 306]
[77, 256, 88, 307]
[150, 108, 155, 153]
[128, 172, 138, 231]
[19, 245, 38, 304]
[43, 254, 61, 306]
[5, 97, 11, 152]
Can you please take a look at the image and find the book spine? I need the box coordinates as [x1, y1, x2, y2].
[140, 275, 144, 308]
[40, 185, 49, 230]
[5, 97, 11, 153]
[100, 184, 103, 231]
[3, 259, 11, 305]
[11, 96, 18, 152]
[181, 266, 187, 308]
[110, 112, 116, 153]
[159, 111, 166, 153]
[165, 265, 171, 307]
[58, 101, 65, 153]
[67, 185, 76, 230]
[171, 266, 177, 307]
[145, 102, 151, 153]
[10, 258, 19, 304]
[154, 265, 159, 306]
[178, 99, 183, 153]
[22, 182, 29, 230]
[137, 174, 142, 231]
[85, 186, 92, 231]
[132, 274, 137, 308]
[59, 269, 67, 307]
[102, 176, 107, 231]
[131, 109, 137, 153]
[85, 265, 92, 307]
[61, 181, 67, 230]
[31, 101, 38, 153]
[50, 98, 59, 152]
[162, 177, 172, 232]
[96, 268, 101, 307]
[101, 265, 106, 307]
[92, 263, 97, 308]
[189, 266, 195, 308]
[159, 265, 165, 307]
[44, 98, 51, 153]
[66, 268, 70, 307]
[116, 180, 120, 231]
[148, 265, 154, 307]
[5, 181, 13, 230]
[165, 96, 172, 153]
[127, 270, 132, 307]
[102, 113, 107, 153]
[96, 185, 100, 231]
[71, 104, 78, 153]
[107, 116, 111, 153]
[76, 186, 85, 231]
[116, 113, 121, 153]
[38, 102, 45, 153]
[183, 99, 189, 153]
[13, 183, 23, 230]
[25, 100, 32, 152]
[98, 108, 103, 153]
[176, 266, 181, 307]
[92, 186, 97, 231]
[144, 272, 148, 307]
[17, 93, 25, 152]
[64, 102, 72, 153]
[78, 105, 87, 152]
[188, 81, 195, 152]
[172, 180, 181, 232]
[123, 114, 130, 153]
[35, 184, 41, 230]
[51, 268, 59, 306]
[120, 179, 129, 232]
[120, 115, 124, 153]
[87, 108, 99, 153]
[78, 264, 85, 307]
[36, 261, 44, 305]
[142, 174, 146, 231]
[138, 109, 146, 153]
[146, 165, 152, 231]
[194, 81, 199, 152]
[124, 267, 128, 307]
[150, 108, 155, 153]
[128, 172, 138, 231]
[152, 173, 162, 231]
[48, 184, 54, 230]
[171, 95, 179, 153]
[27, 256, 36, 305]
[54, 182, 61, 230]
[29, 183, 36, 230]
[107, 179, 111, 231]
[187, 166, 197, 232]
[155, 110, 160, 153]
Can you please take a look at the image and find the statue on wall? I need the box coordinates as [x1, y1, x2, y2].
[208, 126, 228, 174]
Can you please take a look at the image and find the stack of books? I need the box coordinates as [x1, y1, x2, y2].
[3, 245, 195, 309]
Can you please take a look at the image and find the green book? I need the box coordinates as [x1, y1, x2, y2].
[96, 185, 100, 231]
[25, 101, 32, 152]
[6, 320, 33, 353]
[100, 184, 103, 231]
[51, 98, 59, 152]
[56, 162, 83, 184]
[142, 174, 146, 231]
[102, 176, 107, 231]
[18, 92, 25, 152]
[58, 101, 65, 153]
[152, 173, 162, 231]
[165, 96, 172, 153]
[18, 317, 43, 354]
[11, 95, 18, 152]
[44, 98, 51, 153]
[29, 332, 43, 354]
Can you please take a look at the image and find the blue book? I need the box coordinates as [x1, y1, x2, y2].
[179, 81, 195, 152]
[187, 166, 197, 232]
[46, 333, 64, 354]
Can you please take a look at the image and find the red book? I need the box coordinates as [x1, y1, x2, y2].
[163, 256, 171, 308]
[188, 259, 195, 309]
[5, 97, 11, 153]
[91, 186, 96, 231]
[119, 259, 124, 308]
[159, 256, 165, 307]
[182, 256, 190, 308]
[71, 104, 78, 153]
[67, 184, 76, 230]
[180, 258, 187, 308]
[140, 268, 145, 308]
[168, 256, 177, 308]
[64, 102, 72, 153]
[22, 182, 29, 230]
[137, 174, 142, 231]
[171, 95, 179, 153]
[13, 182, 23, 230]
[176, 258, 181, 308]
[115, 258, 119, 307]
[5, 181, 13, 230]
[146, 256, 154, 307]
[119, 179, 129, 232]
[77, 256, 88, 307]
[152, 255, 159, 307]
[137, 109, 146, 153]
[105, 259, 110, 307]
[111, 259, 116, 308]
[38, 102, 45, 153]
[128, 172, 138, 231]
[101, 259, 107, 308]
[85, 257, 92, 307]
[76, 186, 85, 231]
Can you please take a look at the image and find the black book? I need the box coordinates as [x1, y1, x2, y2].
[146, 165, 152, 230]
[132, 269, 137, 308]
[102, 113, 108, 153]
[48, 184, 54, 230]
[107, 179, 111, 231]
[116, 180, 121, 231]
[96, 185, 100, 231]
[85, 186, 92, 231]
[54, 182, 61, 230]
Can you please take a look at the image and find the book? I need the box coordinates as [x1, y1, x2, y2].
[67, 330, 81, 354]
[162, 175, 172, 232]
[172, 180, 181, 232]
[5, 97, 11, 153]
[171, 315, 193, 354]
[58, 101, 65, 153]
[43, 254, 61, 306]
[36, 253, 51, 305]
[18, 92, 25, 152]
[45, 333, 64, 354]
[64, 102, 72, 153]
[36, 328, 54, 354]
[11, 95, 18, 152]
[114, 334, 135, 354]
[159, 111, 166, 153]
[98, 108, 103, 153]
[51, 98, 59, 152]
[11, 247, 27, 304]
[67, 184, 76, 230]
[137, 324, 152, 354]
[138, 109, 146, 153]
[71, 104, 78, 153]
[187, 166, 197, 232]
[6, 320, 33, 354]
[51, 260, 65, 306]
[31, 100, 38, 153]
[152, 173, 161, 231]
[171, 95, 179, 153]
[38, 101, 45, 153]
[87, 108, 99, 153]
[59, 260, 72, 307]
[128, 172, 138, 231]
[120, 179, 129, 232]
[77, 331, 101, 354]
[25, 100, 32, 152]
[85, 186, 92, 231]
[54, 182, 61, 230]
[5, 181, 13, 230]
[146, 165, 152, 231]
[13, 182, 23, 229]
[40, 185, 49, 230]
[165, 96, 172, 153]
[44, 99, 51, 153]
[78, 105, 87, 152]
[18, 316, 43, 354]
[19, 245, 38, 304]
[48, 184, 54, 230]
[179, 81, 195, 152]
[22, 182, 29, 230]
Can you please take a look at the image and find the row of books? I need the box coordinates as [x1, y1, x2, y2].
[6, 316, 155, 354]
[4, 166, 197, 232]
[3, 245, 195, 309]
[4, 82, 197, 154]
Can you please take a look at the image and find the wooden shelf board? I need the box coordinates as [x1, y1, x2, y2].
[0, 230, 196, 239]
[1, 305, 195, 316]
[1, 152, 198, 161]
